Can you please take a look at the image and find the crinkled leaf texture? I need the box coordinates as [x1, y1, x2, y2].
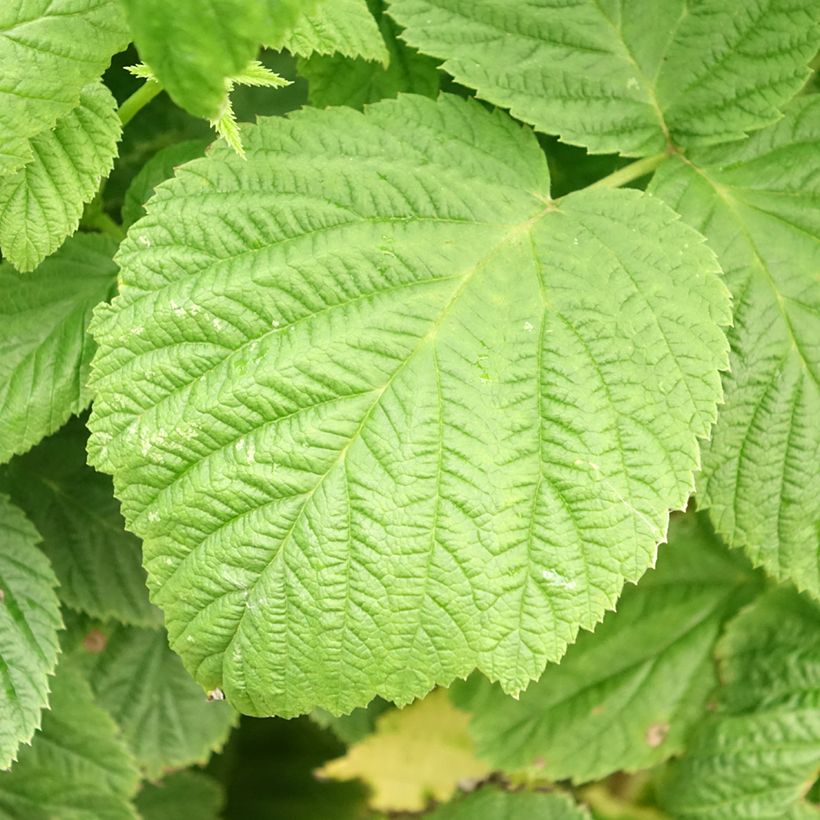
[0, 81, 121, 272]
[0, 658, 140, 820]
[452, 512, 761, 783]
[84, 624, 236, 779]
[650, 96, 820, 598]
[268, 0, 388, 63]
[0, 0, 128, 176]
[319, 688, 489, 812]
[88, 94, 730, 717]
[659, 589, 820, 818]
[300, 0, 440, 109]
[3, 421, 159, 627]
[0, 234, 118, 464]
[387, 0, 818, 156]
[0, 495, 61, 771]
[427, 786, 590, 820]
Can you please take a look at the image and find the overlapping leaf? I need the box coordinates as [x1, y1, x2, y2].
[267, 0, 388, 63]
[452, 512, 760, 782]
[88, 94, 730, 717]
[426, 786, 591, 820]
[659, 589, 820, 818]
[84, 625, 236, 778]
[0, 495, 61, 771]
[387, 0, 818, 155]
[300, 0, 439, 108]
[0, 0, 128, 176]
[0, 658, 139, 819]
[650, 96, 820, 597]
[0, 235, 118, 463]
[3, 421, 159, 626]
[0, 81, 121, 272]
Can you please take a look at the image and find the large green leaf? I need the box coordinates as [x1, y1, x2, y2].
[387, 0, 818, 156]
[0, 495, 61, 771]
[650, 96, 820, 598]
[87, 94, 730, 717]
[0, 658, 139, 819]
[452, 512, 761, 783]
[426, 786, 590, 820]
[299, 0, 440, 109]
[659, 589, 820, 818]
[0, 0, 128, 176]
[0, 81, 121, 272]
[267, 0, 388, 63]
[84, 625, 236, 778]
[3, 421, 159, 627]
[0, 234, 118, 464]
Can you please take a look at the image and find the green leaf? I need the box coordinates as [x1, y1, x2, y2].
[659, 589, 820, 818]
[0, 0, 128, 176]
[83, 624, 236, 778]
[649, 96, 820, 598]
[0, 234, 118, 464]
[0, 658, 139, 819]
[268, 0, 388, 63]
[452, 512, 760, 783]
[135, 771, 224, 820]
[386, 0, 818, 156]
[300, 0, 440, 109]
[87, 94, 730, 717]
[122, 140, 210, 230]
[3, 420, 159, 627]
[0, 81, 121, 272]
[426, 786, 591, 820]
[311, 697, 391, 745]
[0, 495, 61, 771]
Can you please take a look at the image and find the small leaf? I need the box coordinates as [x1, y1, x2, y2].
[318, 689, 490, 812]
[0, 657, 140, 818]
[425, 786, 591, 820]
[452, 512, 761, 782]
[3, 420, 159, 627]
[650, 96, 820, 598]
[0, 0, 128, 176]
[0, 234, 118, 464]
[0, 81, 121, 272]
[83, 624, 236, 779]
[0, 495, 61, 770]
[387, 0, 818, 155]
[659, 589, 820, 818]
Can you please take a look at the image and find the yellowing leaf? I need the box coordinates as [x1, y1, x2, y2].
[317, 690, 489, 812]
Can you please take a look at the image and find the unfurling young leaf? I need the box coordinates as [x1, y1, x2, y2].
[87, 94, 730, 717]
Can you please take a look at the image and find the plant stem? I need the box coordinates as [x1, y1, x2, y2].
[84, 211, 126, 242]
[586, 152, 669, 191]
[118, 81, 161, 127]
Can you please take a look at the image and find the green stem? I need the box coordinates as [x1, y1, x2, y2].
[118, 81, 161, 127]
[84, 211, 126, 242]
[586, 152, 669, 191]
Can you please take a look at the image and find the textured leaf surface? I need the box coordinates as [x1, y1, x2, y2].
[88, 94, 730, 717]
[387, 0, 818, 155]
[453, 512, 760, 783]
[122, 139, 209, 229]
[0, 0, 127, 176]
[268, 0, 388, 63]
[650, 96, 820, 598]
[3, 421, 159, 626]
[135, 771, 224, 820]
[0, 495, 61, 771]
[318, 689, 489, 812]
[0, 81, 120, 272]
[426, 786, 591, 820]
[0, 659, 139, 819]
[84, 624, 236, 778]
[300, 0, 439, 109]
[659, 589, 820, 818]
[0, 234, 118, 463]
